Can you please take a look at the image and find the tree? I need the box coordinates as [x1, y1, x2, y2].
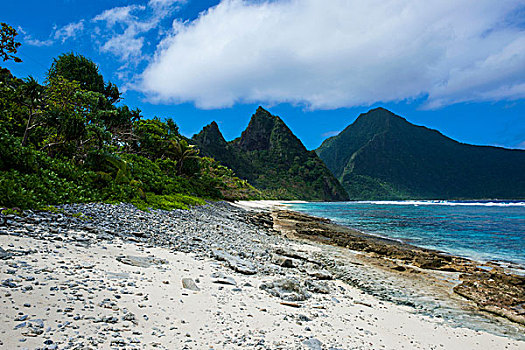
[132, 117, 180, 159]
[0, 23, 22, 63]
[47, 53, 120, 104]
[42, 75, 103, 157]
[20, 76, 44, 146]
[167, 139, 200, 176]
[0, 68, 25, 135]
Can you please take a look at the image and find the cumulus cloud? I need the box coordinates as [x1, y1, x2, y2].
[139, 0, 525, 109]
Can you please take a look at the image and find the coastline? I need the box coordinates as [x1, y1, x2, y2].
[236, 201, 525, 327]
[0, 201, 523, 349]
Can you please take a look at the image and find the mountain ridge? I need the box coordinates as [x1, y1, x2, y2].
[316, 108, 525, 200]
[193, 107, 348, 201]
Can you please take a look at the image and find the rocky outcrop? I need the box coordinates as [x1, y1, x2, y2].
[454, 272, 525, 324]
[267, 209, 525, 326]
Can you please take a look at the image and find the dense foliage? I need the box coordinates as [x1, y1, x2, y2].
[316, 108, 525, 200]
[193, 107, 348, 201]
[0, 50, 261, 210]
[0, 23, 22, 63]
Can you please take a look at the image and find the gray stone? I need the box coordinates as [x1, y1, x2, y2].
[260, 278, 311, 301]
[305, 280, 330, 294]
[116, 255, 167, 268]
[303, 337, 323, 350]
[211, 249, 257, 275]
[272, 255, 297, 268]
[0, 247, 12, 260]
[2, 279, 17, 288]
[306, 269, 333, 280]
[182, 278, 200, 291]
[211, 272, 237, 286]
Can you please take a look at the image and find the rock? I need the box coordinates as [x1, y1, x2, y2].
[260, 278, 311, 301]
[454, 271, 525, 325]
[391, 265, 406, 272]
[123, 312, 137, 324]
[298, 314, 312, 322]
[305, 280, 330, 294]
[302, 337, 323, 350]
[211, 249, 257, 275]
[116, 255, 167, 268]
[30, 319, 44, 328]
[0, 247, 12, 260]
[306, 269, 333, 280]
[355, 301, 373, 308]
[111, 338, 126, 346]
[211, 272, 237, 286]
[14, 322, 27, 329]
[274, 247, 319, 265]
[272, 255, 297, 268]
[2, 279, 17, 288]
[182, 278, 200, 291]
[102, 316, 119, 324]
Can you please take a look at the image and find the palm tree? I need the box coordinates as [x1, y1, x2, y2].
[21, 76, 43, 147]
[167, 139, 200, 176]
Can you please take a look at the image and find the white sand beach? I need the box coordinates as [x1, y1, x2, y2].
[0, 202, 523, 349]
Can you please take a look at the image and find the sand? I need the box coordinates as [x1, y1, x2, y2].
[0, 201, 523, 349]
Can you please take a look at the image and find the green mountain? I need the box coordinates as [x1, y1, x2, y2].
[193, 107, 348, 201]
[316, 108, 525, 200]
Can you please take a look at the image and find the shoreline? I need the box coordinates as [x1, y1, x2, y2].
[0, 201, 524, 349]
[235, 200, 525, 326]
[236, 200, 525, 268]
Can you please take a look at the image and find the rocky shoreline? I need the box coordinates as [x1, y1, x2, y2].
[266, 209, 525, 326]
[0, 201, 524, 349]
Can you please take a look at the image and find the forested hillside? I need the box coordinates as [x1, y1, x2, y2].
[193, 107, 348, 201]
[317, 108, 525, 200]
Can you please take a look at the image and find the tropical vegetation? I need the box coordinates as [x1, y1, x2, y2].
[0, 25, 260, 210]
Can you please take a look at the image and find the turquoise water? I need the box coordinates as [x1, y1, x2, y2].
[288, 201, 525, 267]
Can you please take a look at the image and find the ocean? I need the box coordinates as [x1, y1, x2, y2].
[287, 200, 525, 269]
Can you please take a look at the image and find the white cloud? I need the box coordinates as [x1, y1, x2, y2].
[139, 0, 525, 109]
[93, 2, 182, 61]
[100, 30, 146, 60]
[93, 5, 153, 60]
[24, 37, 53, 47]
[148, 0, 185, 10]
[54, 20, 85, 43]
[93, 5, 146, 27]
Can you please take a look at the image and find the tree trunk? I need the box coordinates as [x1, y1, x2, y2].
[21, 107, 33, 147]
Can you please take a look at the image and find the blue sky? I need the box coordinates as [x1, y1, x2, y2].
[2, 0, 525, 150]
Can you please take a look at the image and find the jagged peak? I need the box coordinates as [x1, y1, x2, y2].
[238, 108, 276, 151]
[193, 121, 227, 145]
[255, 106, 271, 115]
[237, 107, 304, 152]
